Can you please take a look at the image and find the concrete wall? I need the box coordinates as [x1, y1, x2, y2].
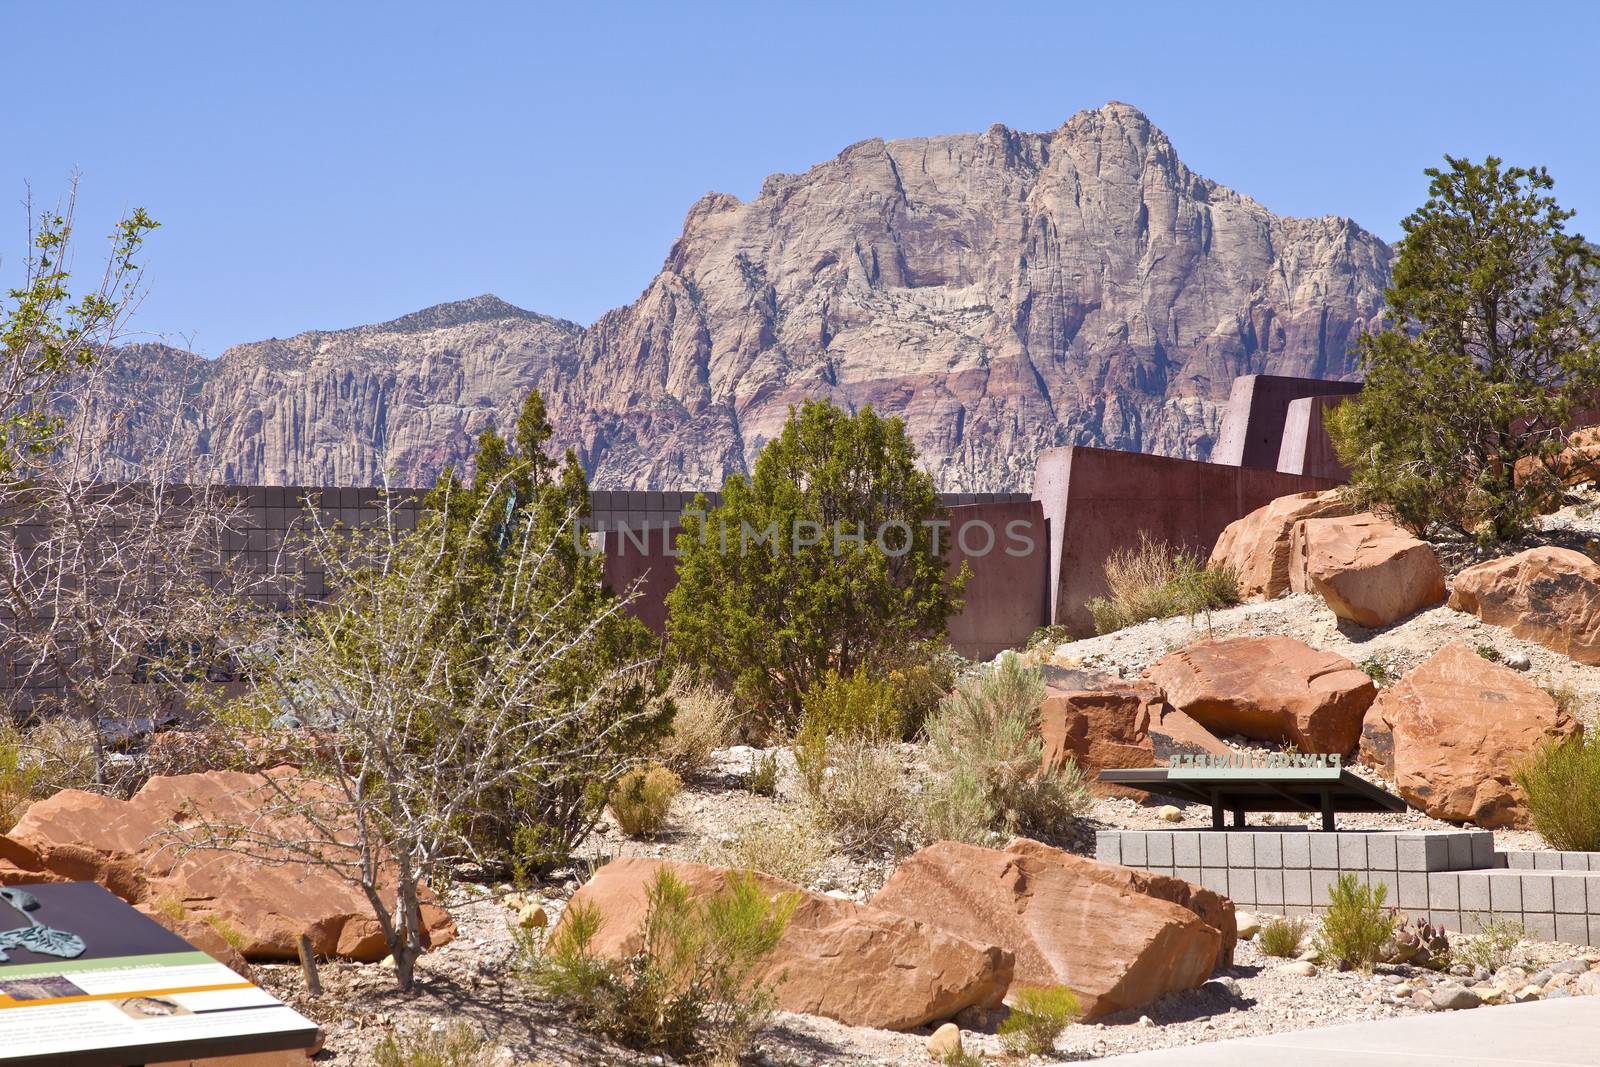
[1033, 447, 1341, 634]
[1212, 374, 1362, 470]
[1277, 394, 1353, 480]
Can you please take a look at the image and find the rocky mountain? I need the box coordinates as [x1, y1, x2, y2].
[100, 103, 1393, 491]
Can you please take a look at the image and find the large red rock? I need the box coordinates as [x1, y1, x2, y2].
[1289, 514, 1446, 627]
[6, 771, 454, 962]
[1362, 642, 1581, 828]
[1038, 684, 1159, 796]
[870, 840, 1229, 1018]
[1209, 489, 1354, 600]
[1448, 547, 1600, 665]
[1143, 636, 1376, 755]
[555, 857, 1011, 1030]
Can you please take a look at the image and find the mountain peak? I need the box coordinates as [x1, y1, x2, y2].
[373, 294, 553, 334]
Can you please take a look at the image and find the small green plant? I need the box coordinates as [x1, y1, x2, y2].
[744, 751, 780, 797]
[1026, 624, 1074, 651]
[1516, 734, 1600, 851]
[607, 764, 681, 839]
[1258, 915, 1307, 958]
[1358, 656, 1395, 686]
[204, 915, 249, 951]
[794, 667, 903, 799]
[528, 868, 797, 1063]
[920, 652, 1092, 845]
[1315, 874, 1399, 971]
[1475, 643, 1502, 663]
[1085, 534, 1239, 635]
[1457, 916, 1526, 971]
[997, 984, 1080, 1056]
[372, 1022, 500, 1067]
[705, 814, 832, 886]
[1539, 680, 1587, 720]
[152, 896, 188, 924]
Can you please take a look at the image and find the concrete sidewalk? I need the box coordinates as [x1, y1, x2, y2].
[1096, 997, 1600, 1065]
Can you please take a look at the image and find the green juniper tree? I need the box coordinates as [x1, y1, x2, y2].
[666, 400, 963, 731]
[1329, 156, 1600, 542]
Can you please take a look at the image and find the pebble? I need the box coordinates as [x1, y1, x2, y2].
[1157, 804, 1183, 823]
[1235, 911, 1262, 939]
[1202, 977, 1239, 998]
[1137, 1015, 1155, 1027]
[1503, 651, 1531, 670]
[1275, 961, 1318, 977]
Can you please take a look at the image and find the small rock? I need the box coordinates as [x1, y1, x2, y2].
[1157, 804, 1183, 823]
[926, 1023, 962, 1059]
[1576, 970, 1600, 996]
[1392, 982, 1414, 997]
[1295, 948, 1319, 962]
[1202, 977, 1239, 998]
[1137, 1015, 1156, 1028]
[1235, 911, 1262, 939]
[1553, 959, 1589, 975]
[1431, 984, 1481, 1010]
[1514, 984, 1543, 1003]
[1503, 651, 1532, 671]
[1275, 961, 1318, 977]
[516, 903, 548, 930]
[1547, 988, 1573, 999]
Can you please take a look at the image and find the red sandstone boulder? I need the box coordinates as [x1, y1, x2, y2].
[1038, 684, 1159, 796]
[1448, 547, 1600, 665]
[1149, 706, 1232, 759]
[1362, 642, 1581, 828]
[1209, 489, 1353, 600]
[7, 771, 454, 962]
[1143, 636, 1376, 754]
[870, 840, 1229, 1018]
[1289, 514, 1446, 627]
[556, 857, 1011, 1030]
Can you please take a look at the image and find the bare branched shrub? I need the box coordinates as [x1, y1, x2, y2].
[656, 670, 734, 779]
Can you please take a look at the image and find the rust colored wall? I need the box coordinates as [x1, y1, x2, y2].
[1034, 446, 1341, 635]
[600, 499, 1051, 660]
[1212, 374, 1363, 470]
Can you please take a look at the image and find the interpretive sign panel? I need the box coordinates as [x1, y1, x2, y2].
[1100, 761, 1405, 831]
[0, 881, 318, 1067]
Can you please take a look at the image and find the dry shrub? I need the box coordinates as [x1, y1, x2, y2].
[809, 736, 911, 855]
[372, 1022, 500, 1067]
[656, 670, 735, 779]
[1086, 533, 1239, 635]
[1259, 915, 1307, 957]
[607, 764, 681, 839]
[705, 813, 832, 886]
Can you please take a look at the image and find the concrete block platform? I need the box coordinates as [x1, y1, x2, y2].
[1097, 829, 1600, 945]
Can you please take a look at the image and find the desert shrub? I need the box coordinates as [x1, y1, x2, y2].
[704, 813, 831, 886]
[666, 401, 964, 733]
[528, 868, 797, 1063]
[1086, 534, 1239, 635]
[809, 736, 911, 855]
[1475, 643, 1501, 663]
[794, 666, 902, 800]
[607, 765, 681, 839]
[1026, 624, 1075, 651]
[1259, 915, 1307, 958]
[205, 915, 249, 951]
[372, 1022, 499, 1067]
[0, 725, 45, 832]
[1315, 873, 1398, 971]
[743, 751, 779, 797]
[656, 670, 735, 778]
[1457, 916, 1526, 972]
[1516, 734, 1600, 851]
[1540, 680, 1587, 720]
[997, 984, 1080, 1056]
[920, 652, 1092, 845]
[884, 641, 962, 739]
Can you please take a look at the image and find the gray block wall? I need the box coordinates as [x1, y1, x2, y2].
[1097, 829, 1600, 946]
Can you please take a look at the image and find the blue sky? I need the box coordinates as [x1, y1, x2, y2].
[3, 1, 1597, 355]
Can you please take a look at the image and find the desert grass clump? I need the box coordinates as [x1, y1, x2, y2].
[372, 1022, 500, 1067]
[607, 764, 681, 839]
[1086, 534, 1239, 635]
[656, 671, 736, 778]
[809, 736, 911, 855]
[705, 813, 831, 886]
[1516, 734, 1600, 851]
[1259, 915, 1308, 958]
[997, 985, 1081, 1056]
[919, 652, 1092, 845]
[1315, 873, 1398, 971]
[527, 868, 796, 1064]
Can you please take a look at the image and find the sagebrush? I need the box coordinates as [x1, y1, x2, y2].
[920, 652, 1092, 845]
[808, 736, 911, 855]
